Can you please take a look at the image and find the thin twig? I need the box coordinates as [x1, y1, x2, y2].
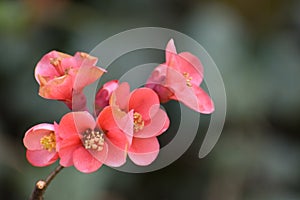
[29, 165, 64, 200]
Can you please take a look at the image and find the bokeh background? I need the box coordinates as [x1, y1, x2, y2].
[1, 0, 300, 199]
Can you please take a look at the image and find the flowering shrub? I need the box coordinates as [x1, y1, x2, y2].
[23, 39, 214, 175]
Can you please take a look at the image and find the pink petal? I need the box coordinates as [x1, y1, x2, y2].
[165, 39, 177, 63]
[64, 90, 87, 111]
[60, 56, 78, 73]
[128, 88, 160, 121]
[134, 108, 169, 138]
[103, 130, 128, 167]
[169, 85, 214, 113]
[160, 112, 170, 133]
[177, 52, 204, 85]
[74, 52, 98, 68]
[164, 39, 204, 86]
[165, 40, 181, 72]
[111, 82, 130, 111]
[73, 147, 103, 173]
[95, 89, 109, 112]
[85, 142, 108, 164]
[95, 80, 119, 114]
[111, 109, 134, 145]
[165, 64, 193, 90]
[97, 106, 133, 145]
[73, 66, 106, 91]
[38, 74, 73, 100]
[128, 137, 159, 166]
[146, 64, 167, 85]
[57, 111, 96, 139]
[147, 84, 174, 103]
[164, 66, 202, 111]
[106, 128, 129, 151]
[146, 64, 176, 103]
[34, 51, 71, 83]
[23, 123, 54, 150]
[192, 86, 215, 114]
[26, 150, 58, 167]
[57, 136, 81, 167]
[97, 106, 119, 132]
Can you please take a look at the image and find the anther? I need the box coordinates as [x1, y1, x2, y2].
[50, 57, 61, 67]
[40, 132, 56, 152]
[133, 112, 144, 132]
[83, 129, 105, 151]
[80, 52, 89, 58]
[183, 72, 193, 87]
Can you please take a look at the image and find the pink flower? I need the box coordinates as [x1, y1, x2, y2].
[55, 111, 128, 173]
[94, 80, 119, 115]
[146, 39, 214, 114]
[106, 82, 170, 166]
[35, 51, 106, 110]
[23, 123, 58, 167]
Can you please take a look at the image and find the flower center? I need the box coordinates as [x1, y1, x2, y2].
[133, 112, 144, 132]
[50, 57, 66, 75]
[183, 72, 192, 87]
[40, 132, 56, 152]
[83, 129, 105, 151]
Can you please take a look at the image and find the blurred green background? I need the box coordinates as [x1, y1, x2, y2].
[0, 0, 300, 199]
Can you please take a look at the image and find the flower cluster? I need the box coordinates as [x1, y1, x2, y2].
[23, 39, 214, 173]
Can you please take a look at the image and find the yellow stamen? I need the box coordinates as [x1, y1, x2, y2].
[83, 129, 105, 151]
[80, 52, 89, 58]
[50, 57, 61, 67]
[183, 72, 193, 87]
[133, 112, 144, 132]
[40, 132, 56, 152]
[50, 57, 65, 75]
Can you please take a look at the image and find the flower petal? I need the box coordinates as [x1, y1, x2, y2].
[147, 84, 174, 103]
[145, 65, 174, 103]
[95, 89, 109, 111]
[72, 52, 105, 91]
[134, 108, 169, 138]
[97, 106, 119, 132]
[57, 111, 96, 139]
[57, 135, 81, 167]
[128, 137, 159, 166]
[39, 74, 73, 100]
[111, 82, 130, 111]
[128, 88, 160, 121]
[95, 80, 119, 114]
[164, 66, 202, 111]
[74, 52, 98, 68]
[86, 142, 108, 164]
[23, 123, 54, 151]
[192, 86, 215, 114]
[73, 147, 103, 173]
[146, 64, 167, 85]
[34, 51, 71, 84]
[103, 130, 128, 167]
[73, 65, 106, 91]
[177, 52, 204, 85]
[64, 90, 87, 111]
[26, 150, 58, 167]
[165, 39, 177, 63]
[97, 106, 133, 145]
[60, 56, 78, 73]
[165, 39, 204, 86]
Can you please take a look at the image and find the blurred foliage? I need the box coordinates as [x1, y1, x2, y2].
[0, 0, 299, 199]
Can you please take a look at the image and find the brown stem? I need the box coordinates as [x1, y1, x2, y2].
[29, 165, 64, 200]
